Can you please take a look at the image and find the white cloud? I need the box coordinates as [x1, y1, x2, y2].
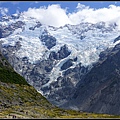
[22, 4, 71, 27]
[0, 7, 8, 16]
[21, 3, 120, 29]
[68, 4, 120, 26]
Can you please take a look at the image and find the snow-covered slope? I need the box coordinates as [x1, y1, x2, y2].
[0, 13, 120, 106]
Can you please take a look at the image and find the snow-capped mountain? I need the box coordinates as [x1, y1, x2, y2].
[0, 13, 120, 108]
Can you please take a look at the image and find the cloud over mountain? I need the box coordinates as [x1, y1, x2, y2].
[21, 3, 120, 29]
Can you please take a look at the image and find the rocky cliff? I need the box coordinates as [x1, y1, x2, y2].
[62, 43, 120, 115]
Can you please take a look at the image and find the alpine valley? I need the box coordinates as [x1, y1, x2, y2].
[0, 12, 120, 116]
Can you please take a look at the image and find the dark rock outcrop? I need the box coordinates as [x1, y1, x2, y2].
[40, 35, 56, 49]
[114, 35, 120, 43]
[61, 59, 73, 70]
[49, 45, 71, 60]
[57, 45, 71, 59]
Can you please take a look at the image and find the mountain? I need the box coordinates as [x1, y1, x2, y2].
[0, 13, 120, 115]
[0, 47, 119, 118]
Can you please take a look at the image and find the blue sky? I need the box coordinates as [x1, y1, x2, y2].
[0, 1, 119, 16]
[1, 1, 120, 28]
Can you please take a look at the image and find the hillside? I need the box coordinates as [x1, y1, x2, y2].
[0, 51, 120, 118]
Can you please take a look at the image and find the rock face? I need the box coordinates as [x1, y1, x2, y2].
[114, 35, 120, 43]
[49, 45, 71, 60]
[61, 59, 73, 70]
[62, 43, 120, 115]
[0, 21, 25, 38]
[40, 34, 56, 49]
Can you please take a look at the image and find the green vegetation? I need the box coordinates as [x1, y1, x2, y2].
[0, 52, 28, 85]
[0, 69, 29, 85]
[0, 52, 120, 118]
[0, 82, 120, 119]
